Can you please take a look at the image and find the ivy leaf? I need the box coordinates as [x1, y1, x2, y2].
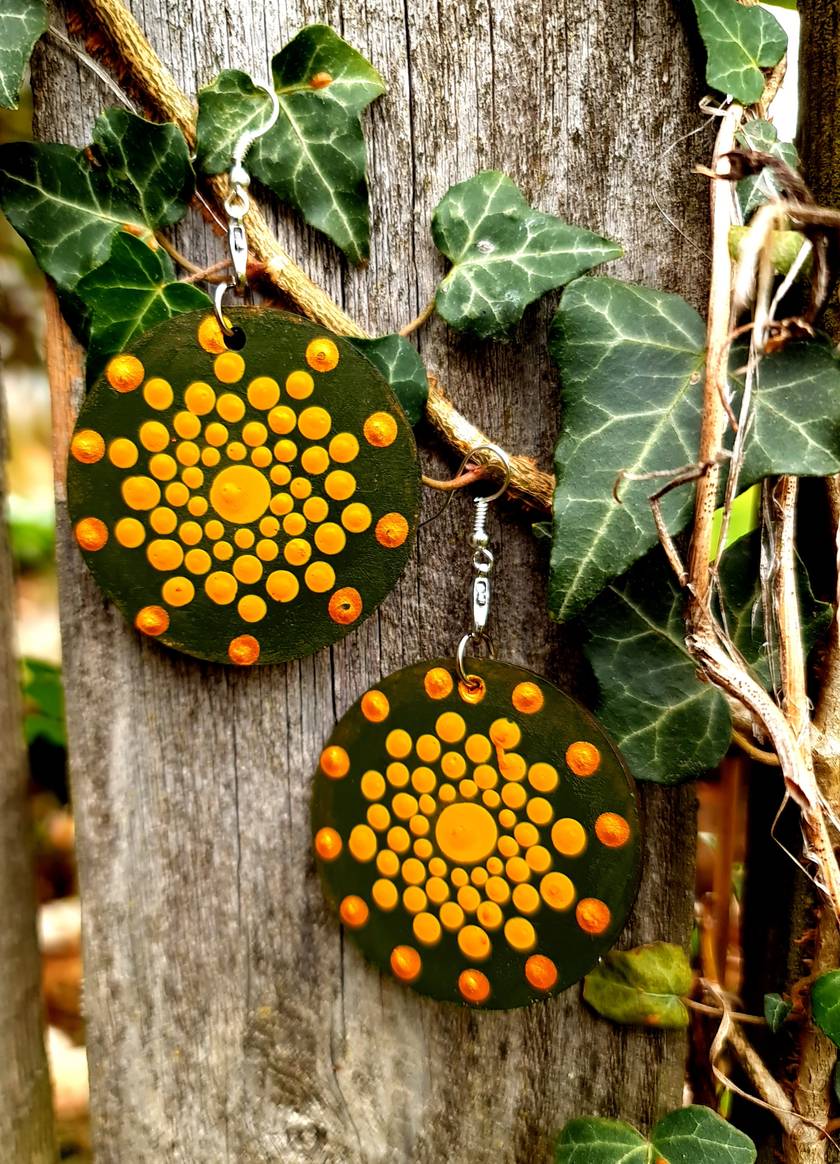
[582, 942, 692, 1028]
[763, 993, 792, 1033]
[196, 26, 384, 263]
[76, 232, 210, 383]
[690, 0, 787, 105]
[548, 277, 705, 622]
[583, 546, 731, 784]
[0, 108, 194, 292]
[0, 0, 46, 109]
[556, 1106, 756, 1164]
[812, 971, 840, 1047]
[349, 334, 428, 425]
[432, 172, 621, 340]
[735, 119, 799, 218]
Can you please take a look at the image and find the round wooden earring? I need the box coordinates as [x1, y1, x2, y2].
[67, 308, 420, 665]
[311, 658, 641, 1009]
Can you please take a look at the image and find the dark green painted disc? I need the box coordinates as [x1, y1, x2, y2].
[311, 658, 641, 1009]
[67, 307, 420, 665]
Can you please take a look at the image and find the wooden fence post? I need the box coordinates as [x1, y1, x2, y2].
[32, 1, 707, 1158]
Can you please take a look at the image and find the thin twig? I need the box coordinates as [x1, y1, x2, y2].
[154, 231, 205, 275]
[732, 728, 781, 766]
[182, 258, 232, 285]
[421, 468, 485, 492]
[399, 298, 436, 337]
[685, 997, 766, 1025]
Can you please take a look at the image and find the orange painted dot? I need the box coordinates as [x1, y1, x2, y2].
[268, 406, 296, 436]
[217, 393, 245, 424]
[576, 898, 611, 935]
[426, 876, 449, 905]
[418, 795, 436, 815]
[328, 587, 362, 625]
[541, 872, 575, 911]
[314, 827, 342, 861]
[242, 421, 268, 448]
[214, 542, 233, 561]
[527, 762, 558, 793]
[238, 594, 267, 623]
[314, 522, 345, 555]
[386, 729, 412, 759]
[566, 741, 601, 777]
[527, 797, 554, 826]
[298, 406, 332, 441]
[386, 763, 409, 788]
[204, 519, 224, 540]
[214, 352, 245, 384]
[115, 517, 145, 548]
[205, 570, 237, 605]
[202, 448, 221, 468]
[412, 911, 442, 947]
[435, 803, 498, 865]
[438, 784, 456, 804]
[458, 677, 486, 704]
[361, 770, 386, 800]
[138, 420, 169, 453]
[498, 835, 519, 859]
[143, 377, 173, 410]
[179, 448, 201, 474]
[338, 503, 369, 535]
[514, 822, 539, 848]
[372, 879, 398, 911]
[274, 439, 298, 464]
[511, 682, 544, 714]
[305, 337, 340, 372]
[500, 752, 526, 782]
[460, 780, 478, 800]
[526, 846, 552, 874]
[271, 493, 293, 517]
[329, 433, 359, 464]
[147, 539, 183, 571]
[325, 470, 356, 501]
[498, 808, 516, 830]
[387, 826, 410, 853]
[203, 422, 227, 448]
[183, 381, 215, 416]
[321, 745, 350, 779]
[301, 446, 329, 475]
[506, 857, 530, 884]
[161, 576, 194, 607]
[377, 850, 399, 877]
[184, 549, 211, 575]
[375, 512, 409, 548]
[174, 411, 201, 439]
[486, 856, 503, 875]
[150, 507, 176, 535]
[228, 634, 260, 665]
[361, 690, 390, 723]
[414, 835, 432, 855]
[501, 783, 526, 810]
[525, 954, 558, 992]
[595, 812, 631, 848]
[458, 968, 491, 1004]
[485, 876, 510, 904]
[310, 70, 333, 88]
[411, 766, 436, 794]
[165, 481, 189, 507]
[149, 453, 177, 481]
[436, 712, 466, 743]
[247, 376, 280, 410]
[457, 885, 481, 912]
[197, 314, 228, 354]
[234, 528, 254, 550]
[403, 886, 427, 914]
[339, 895, 369, 929]
[227, 441, 246, 461]
[258, 515, 279, 538]
[282, 512, 306, 537]
[210, 465, 271, 524]
[285, 370, 314, 399]
[367, 804, 390, 831]
[439, 902, 465, 931]
[465, 734, 492, 764]
[513, 883, 540, 915]
[393, 793, 419, 821]
[108, 437, 138, 468]
[451, 867, 468, 888]
[441, 752, 466, 780]
[134, 605, 169, 636]
[390, 945, 421, 983]
[74, 517, 108, 551]
[187, 495, 208, 516]
[477, 901, 503, 930]
[416, 734, 441, 763]
[504, 917, 536, 952]
[458, 925, 491, 961]
[424, 667, 453, 700]
[106, 353, 144, 392]
[252, 447, 272, 469]
[482, 790, 501, 810]
[551, 818, 587, 857]
[348, 824, 377, 862]
[71, 429, 105, 463]
[266, 570, 299, 602]
[233, 554, 263, 585]
[290, 476, 312, 499]
[363, 411, 397, 447]
[487, 718, 520, 750]
[428, 856, 447, 877]
[401, 856, 425, 884]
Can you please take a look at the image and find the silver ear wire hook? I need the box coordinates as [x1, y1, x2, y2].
[214, 83, 280, 335]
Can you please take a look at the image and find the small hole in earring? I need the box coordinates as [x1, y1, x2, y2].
[225, 326, 247, 351]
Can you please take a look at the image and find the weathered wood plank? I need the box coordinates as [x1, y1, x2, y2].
[35, 1, 707, 1159]
[0, 369, 56, 1160]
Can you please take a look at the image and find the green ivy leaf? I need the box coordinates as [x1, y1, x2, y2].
[432, 172, 621, 340]
[548, 277, 705, 622]
[812, 971, 840, 1047]
[583, 546, 731, 784]
[0, 108, 194, 293]
[582, 942, 692, 1028]
[556, 1106, 756, 1164]
[735, 119, 799, 218]
[349, 334, 428, 425]
[763, 992, 792, 1033]
[0, 0, 46, 109]
[690, 0, 787, 105]
[196, 26, 384, 263]
[76, 232, 211, 383]
[21, 658, 66, 749]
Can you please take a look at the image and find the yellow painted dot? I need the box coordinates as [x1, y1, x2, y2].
[361, 690, 390, 723]
[418, 795, 436, 816]
[551, 818, 587, 857]
[386, 729, 412, 759]
[290, 477, 312, 499]
[377, 850, 399, 877]
[428, 857, 447, 878]
[238, 594, 266, 623]
[265, 570, 298, 603]
[108, 437, 138, 468]
[375, 512, 409, 548]
[526, 845, 552, 874]
[188, 496, 208, 517]
[325, 470, 356, 501]
[286, 369, 314, 399]
[174, 411, 201, 439]
[214, 541, 233, 561]
[254, 539, 277, 562]
[501, 783, 526, 810]
[529, 762, 559, 793]
[74, 517, 108, 551]
[464, 734, 492, 764]
[476, 901, 503, 931]
[435, 803, 498, 865]
[106, 353, 144, 392]
[147, 539, 183, 572]
[485, 876, 510, 905]
[297, 407, 331, 442]
[457, 885, 481, 913]
[247, 376, 280, 410]
[178, 521, 202, 547]
[227, 441, 246, 462]
[139, 420, 169, 453]
[143, 377, 173, 410]
[349, 825, 377, 862]
[514, 822, 539, 848]
[361, 770, 386, 800]
[500, 753, 527, 782]
[329, 433, 359, 463]
[504, 917, 536, 953]
[393, 793, 419, 822]
[372, 879, 398, 911]
[306, 524, 344, 560]
[414, 836, 433, 856]
[489, 718, 521, 750]
[271, 466, 291, 487]
[70, 429, 105, 464]
[471, 867, 488, 887]
[458, 925, 491, 961]
[387, 763, 409, 788]
[184, 381, 216, 416]
[416, 734, 441, 763]
[149, 453, 177, 481]
[251, 447, 272, 469]
[283, 513, 306, 538]
[300, 446, 329, 475]
[165, 482, 189, 507]
[258, 515, 279, 538]
[328, 587, 362, 625]
[115, 517, 145, 548]
[390, 945, 421, 983]
[184, 548, 211, 575]
[402, 886, 427, 914]
[474, 765, 497, 791]
[498, 808, 516, 829]
[135, 605, 169, 636]
[210, 464, 271, 524]
[161, 576, 194, 607]
[387, 826, 410, 853]
[442, 745, 467, 779]
[214, 352, 245, 384]
[436, 712, 466, 744]
[305, 337, 339, 372]
[506, 857, 530, 884]
[271, 493, 293, 516]
[401, 857, 425, 884]
[411, 766, 436, 794]
[176, 443, 200, 470]
[339, 502, 371, 534]
[204, 519, 224, 540]
[202, 447, 221, 467]
[216, 393, 245, 424]
[527, 797, 554, 826]
[541, 872, 575, 911]
[437, 903, 463, 933]
[576, 898, 611, 935]
[498, 836, 519, 859]
[595, 812, 631, 848]
[460, 780, 478, 800]
[314, 827, 342, 861]
[149, 507, 176, 535]
[566, 741, 602, 777]
[269, 405, 296, 434]
[486, 856, 504, 875]
[234, 528, 255, 549]
[424, 668, 453, 700]
[482, 790, 501, 810]
[363, 411, 397, 447]
[242, 421, 268, 448]
[284, 538, 311, 567]
[232, 555, 263, 585]
[526, 955, 558, 993]
[228, 634, 260, 665]
[513, 884, 540, 915]
[202, 422, 226, 448]
[274, 438, 297, 463]
[205, 571, 237, 605]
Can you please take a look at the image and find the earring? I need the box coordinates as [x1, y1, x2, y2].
[66, 85, 420, 666]
[311, 445, 641, 1009]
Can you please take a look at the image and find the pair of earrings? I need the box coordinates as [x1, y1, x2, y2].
[66, 90, 640, 1009]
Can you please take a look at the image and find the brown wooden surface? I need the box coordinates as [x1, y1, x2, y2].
[34, 1, 708, 1159]
[0, 376, 56, 1159]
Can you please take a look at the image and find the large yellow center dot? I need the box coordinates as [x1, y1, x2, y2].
[435, 803, 498, 866]
[209, 465, 271, 524]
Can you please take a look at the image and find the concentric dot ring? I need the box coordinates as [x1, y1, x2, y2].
[67, 308, 421, 664]
[311, 658, 641, 1009]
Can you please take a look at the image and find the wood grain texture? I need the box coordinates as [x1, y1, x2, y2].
[0, 374, 57, 1160]
[34, 1, 709, 1158]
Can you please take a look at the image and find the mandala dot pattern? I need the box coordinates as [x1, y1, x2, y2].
[67, 309, 420, 664]
[312, 659, 641, 1008]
